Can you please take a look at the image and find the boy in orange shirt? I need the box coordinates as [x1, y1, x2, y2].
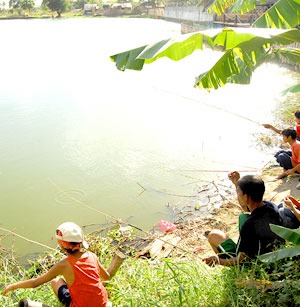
[263, 109, 300, 140]
[3, 222, 110, 307]
[275, 129, 300, 179]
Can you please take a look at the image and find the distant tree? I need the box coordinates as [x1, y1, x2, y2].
[71, 0, 84, 9]
[42, 0, 70, 17]
[9, 0, 20, 8]
[20, 0, 35, 11]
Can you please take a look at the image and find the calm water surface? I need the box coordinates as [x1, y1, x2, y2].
[0, 18, 298, 258]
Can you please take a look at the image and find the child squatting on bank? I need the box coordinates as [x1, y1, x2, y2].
[3, 222, 110, 307]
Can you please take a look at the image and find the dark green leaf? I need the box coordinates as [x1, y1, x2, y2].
[270, 224, 300, 245]
[259, 246, 300, 262]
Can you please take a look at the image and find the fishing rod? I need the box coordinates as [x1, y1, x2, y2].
[49, 179, 194, 256]
[153, 86, 262, 126]
[0, 226, 58, 252]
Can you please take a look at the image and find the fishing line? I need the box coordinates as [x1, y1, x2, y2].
[207, 159, 260, 170]
[49, 179, 193, 255]
[152, 86, 262, 126]
[167, 169, 260, 173]
[0, 226, 57, 252]
[136, 182, 199, 198]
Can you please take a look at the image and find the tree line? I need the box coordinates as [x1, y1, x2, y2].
[3, 0, 104, 17]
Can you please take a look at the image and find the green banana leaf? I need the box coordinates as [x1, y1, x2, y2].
[198, 0, 300, 28]
[110, 28, 300, 90]
[282, 84, 300, 95]
[197, 0, 257, 15]
[258, 224, 300, 263]
[259, 246, 300, 262]
[253, 0, 300, 28]
[270, 224, 300, 245]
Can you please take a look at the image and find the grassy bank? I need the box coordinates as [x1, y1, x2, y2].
[1, 228, 300, 307]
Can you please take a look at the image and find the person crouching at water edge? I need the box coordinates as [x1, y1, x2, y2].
[275, 129, 300, 179]
[200, 174, 285, 266]
[3, 222, 110, 307]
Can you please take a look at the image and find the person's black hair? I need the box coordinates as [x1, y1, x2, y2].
[65, 242, 80, 254]
[295, 110, 300, 119]
[65, 248, 77, 254]
[282, 129, 297, 140]
[237, 175, 265, 202]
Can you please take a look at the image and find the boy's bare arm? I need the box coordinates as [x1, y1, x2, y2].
[202, 253, 246, 267]
[228, 171, 240, 187]
[97, 259, 110, 281]
[228, 172, 249, 212]
[285, 162, 300, 176]
[3, 262, 64, 296]
[284, 199, 300, 221]
[262, 124, 282, 134]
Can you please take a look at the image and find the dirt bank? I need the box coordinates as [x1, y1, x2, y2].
[165, 166, 300, 259]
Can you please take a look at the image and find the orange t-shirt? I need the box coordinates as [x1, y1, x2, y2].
[296, 125, 300, 139]
[291, 141, 300, 167]
[67, 251, 108, 307]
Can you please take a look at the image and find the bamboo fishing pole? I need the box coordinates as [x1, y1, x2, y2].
[0, 227, 57, 252]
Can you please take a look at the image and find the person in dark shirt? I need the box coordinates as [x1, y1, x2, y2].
[202, 172, 284, 266]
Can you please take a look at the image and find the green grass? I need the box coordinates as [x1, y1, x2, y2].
[2, 232, 300, 306]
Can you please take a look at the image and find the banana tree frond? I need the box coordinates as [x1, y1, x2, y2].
[282, 84, 300, 95]
[253, 0, 300, 29]
[230, 0, 257, 14]
[110, 29, 300, 90]
[259, 246, 300, 263]
[270, 224, 300, 245]
[267, 47, 300, 65]
[194, 45, 269, 90]
[198, 0, 260, 15]
[110, 33, 211, 72]
[206, 0, 237, 15]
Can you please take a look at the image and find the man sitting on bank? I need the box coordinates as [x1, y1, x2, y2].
[202, 172, 285, 266]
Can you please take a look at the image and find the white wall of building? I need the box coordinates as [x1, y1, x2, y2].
[164, 5, 213, 23]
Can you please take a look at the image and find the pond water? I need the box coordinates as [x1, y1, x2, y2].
[0, 17, 298, 259]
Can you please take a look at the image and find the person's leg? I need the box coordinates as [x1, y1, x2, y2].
[51, 277, 72, 307]
[275, 151, 293, 170]
[207, 229, 230, 254]
[51, 277, 67, 298]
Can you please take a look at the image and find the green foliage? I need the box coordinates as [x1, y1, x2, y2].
[2, 232, 300, 306]
[20, 0, 35, 11]
[259, 224, 300, 263]
[108, 256, 233, 306]
[110, 0, 300, 92]
[111, 28, 300, 90]
[282, 84, 300, 95]
[253, 0, 300, 29]
[198, 0, 257, 16]
[199, 0, 300, 27]
[42, 0, 70, 16]
[9, 0, 20, 8]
